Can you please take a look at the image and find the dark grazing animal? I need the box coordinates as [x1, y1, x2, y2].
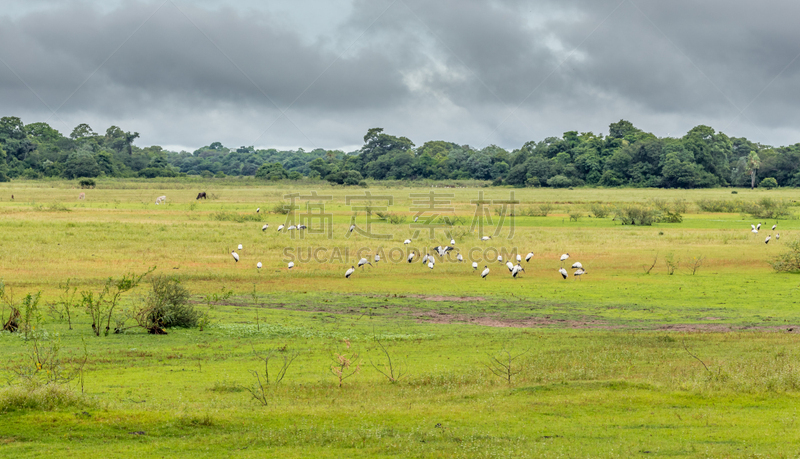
[196, 192, 207, 200]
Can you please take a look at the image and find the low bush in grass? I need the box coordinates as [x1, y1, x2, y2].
[0, 384, 91, 412]
[210, 211, 263, 222]
[146, 275, 197, 328]
[770, 240, 800, 273]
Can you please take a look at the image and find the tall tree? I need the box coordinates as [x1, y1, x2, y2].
[746, 150, 761, 189]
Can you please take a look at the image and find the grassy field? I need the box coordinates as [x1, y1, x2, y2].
[1, 179, 800, 457]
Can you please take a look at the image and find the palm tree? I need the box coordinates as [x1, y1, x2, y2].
[746, 151, 761, 189]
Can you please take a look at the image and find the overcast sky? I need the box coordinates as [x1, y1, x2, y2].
[1, 0, 799, 153]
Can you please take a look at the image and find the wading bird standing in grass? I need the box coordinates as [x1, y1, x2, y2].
[472, 262, 478, 270]
[481, 236, 492, 241]
[560, 253, 570, 265]
[574, 268, 586, 279]
[256, 208, 260, 213]
[765, 235, 771, 244]
[238, 244, 243, 251]
[526, 252, 534, 262]
[450, 239, 456, 246]
[345, 266, 355, 278]
[287, 225, 297, 231]
[516, 254, 522, 263]
[572, 261, 582, 269]
[231, 251, 239, 263]
[777, 233, 780, 240]
[421, 254, 429, 264]
[428, 261, 434, 270]
[358, 257, 372, 269]
[752, 228, 759, 234]
[288, 262, 295, 269]
[257, 262, 262, 270]
[408, 252, 417, 263]
[497, 255, 503, 263]
[773, 224, 777, 230]
[559, 267, 568, 279]
[277, 224, 285, 232]
[404, 239, 411, 245]
[506, 261, 514, 272]
[262, 224, 268, 231]
[481, 266, 490, 279]
[298, 224, 307, 230]
[349, 224, 355, 233]
[757, 223, 762, 230]
[374, 254, 380, 264]
[512, 264, 525, 278]
[456, 253, 463, 262]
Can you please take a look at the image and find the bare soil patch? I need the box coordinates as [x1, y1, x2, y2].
[407, 295, 486, 302]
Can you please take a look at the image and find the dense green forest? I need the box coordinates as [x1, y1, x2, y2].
[1, 116, 799, 188]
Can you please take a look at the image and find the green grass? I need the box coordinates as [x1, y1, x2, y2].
[1, 180, 800, 457]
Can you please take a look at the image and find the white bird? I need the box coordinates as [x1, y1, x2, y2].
[358, 257, 372, 269]
[277, 224, 285, 232]
[516, 254, 522, 263]
[574, 268, 586, 279]
[777, 233, 780, 239]
[287, 225, 297, 231]
[472, 261, 478, 270]
[414, 216, 419, 223]
[559, 267, 568, 279]
[481, 266, 490, 279]
[525, 252, 534, 262]
[345, 266, 355, 278]
[407, 252, 417, 263]
[287, 262, 295, 269]
[257, 262, 262, 269]
[349, 224, 355, 233]
[256, 207, 260, 213]
[757, 223, 762, 230]
[231, 251, 239, 262]
[481, 236, 491, 241]
[765, 235, 771, 244]
[262, 224, 268, 231]
[456, 253, 463, 262]
[374, 254, 381, 264]
[497, 255, 503, 263]
[427, 261, 434, 270]
[752, 228, 759, 234]
[421, 254, 429, 264]
[450, 239, 456, 246]
[404, 239, 412, 245]
[772, 224, 777, 231]
[238, 244, 243, 250]
[751, 224, 756, 231]
[512, 264, 525, 278]
[560, 253, 570, 263]
[506, 261, 514, 272]
[571, 262, 583, 269]
[298, 224, 307, 229]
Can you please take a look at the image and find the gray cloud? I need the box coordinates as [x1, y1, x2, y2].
[1, 0, 799, 151]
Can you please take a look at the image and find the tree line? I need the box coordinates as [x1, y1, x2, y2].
[1, 116, 798, 188]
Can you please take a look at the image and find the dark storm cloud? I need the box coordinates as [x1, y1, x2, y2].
[1, 0, 799, 149]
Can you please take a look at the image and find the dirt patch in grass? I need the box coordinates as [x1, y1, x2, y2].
[407, 295, 486, 302]
[414, 311, 618, 329]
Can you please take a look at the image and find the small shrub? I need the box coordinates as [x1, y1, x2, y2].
[615, 205, 657, 226]
[590, 203, 611, 218]
[78, 179, 95, 189]
[746, 198, 792, 219]
[145, 275, 196, 329]
[271, 201, 290, 215]
[770, 240, 800, 273]
[759, 177, 778, 189]
[568, 210, 582, 222]
[546, 175, 572, 188]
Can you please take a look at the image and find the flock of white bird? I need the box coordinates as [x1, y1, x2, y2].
[227, 208, 589, 281]
[751, 222, 779, 244]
